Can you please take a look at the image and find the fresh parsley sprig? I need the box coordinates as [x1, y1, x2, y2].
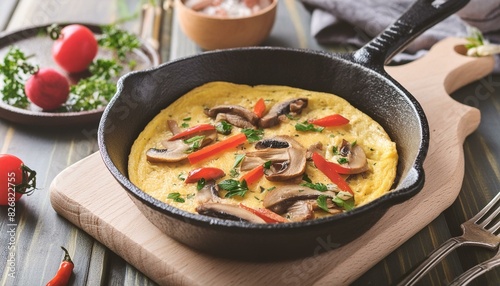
[230, 154, 245, 177]
[302, 182, 328, 192]
[0, 47, 38, 108]
[98, 24, 141, 62]
[65, 59, 122, 111]
[241, 128, 264, 143]
[216, 120, 233, 135]
[218, 179, 248, 198]
[295, 121, 324, 133]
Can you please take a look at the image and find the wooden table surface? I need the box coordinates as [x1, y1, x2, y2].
[1, 0, 499, 285]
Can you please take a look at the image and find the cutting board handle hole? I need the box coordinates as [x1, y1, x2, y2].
[454, 45, 468, 56]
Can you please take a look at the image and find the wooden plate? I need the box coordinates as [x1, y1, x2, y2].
[0, 23, 159, 128]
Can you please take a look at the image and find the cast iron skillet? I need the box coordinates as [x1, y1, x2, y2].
[98, 0, 468, 260]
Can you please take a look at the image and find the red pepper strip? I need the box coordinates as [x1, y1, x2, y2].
[188, 133, 247, 164]
[185, 167, 225, 183]
[46, 246, 74, 286]
[168, 124, 215, 141]
[329, 162, 354, 175]
[253, 98, 266, 118]
[311, 152, 353, 195]
[239, 203, 288, 223]
[308, 114, 349, 127]
[239, 165, 264, 185]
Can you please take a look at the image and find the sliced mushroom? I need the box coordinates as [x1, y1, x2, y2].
[241, 135, 307, 181]
[333, 139, 369, 174]
[196, 203, 266, 223]
[306, 142, 324, 160]
[263, 185, 336, 214]
[204, 105, 259, 128]
[240, 148, 290, 171]
[147, 128, 218, 163]
[284, 200, 315, 222]
[259, 98, 308, 128]
[215, 113, 255, 129]
[167, 119, 181, 135]
[196, 180, 221, 205]
[146, 140, 190, 163]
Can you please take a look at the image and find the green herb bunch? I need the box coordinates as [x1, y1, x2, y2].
[0, 24, 141, 112]
[0, 47, 38, 108]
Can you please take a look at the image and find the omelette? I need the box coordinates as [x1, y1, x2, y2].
[128, 81, 398, 223]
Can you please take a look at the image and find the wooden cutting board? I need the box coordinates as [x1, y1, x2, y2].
[50, 38, 494, 286]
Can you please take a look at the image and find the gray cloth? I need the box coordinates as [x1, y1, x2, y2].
[301, 0, 500, 72]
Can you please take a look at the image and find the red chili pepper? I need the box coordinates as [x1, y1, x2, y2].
[46, 247, 74, 286]
[308, 114, 349, 127]
[239, 203, 288, 223]
[188, 133, 247, 164]
[253, 98, 266, 118]
[239, 165, 264, 185]
[311, 152, 353, 195]
[168, 124, 215, 141]
[185, 167, 225, 183]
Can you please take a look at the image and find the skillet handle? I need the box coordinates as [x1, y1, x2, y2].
[353, 0, 470, 68]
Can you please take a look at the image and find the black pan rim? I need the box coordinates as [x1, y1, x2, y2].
[98, 46, 429, 231]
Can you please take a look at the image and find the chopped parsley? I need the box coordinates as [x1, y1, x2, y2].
[295, 121, 324, 133]
[302, 182, 328, 192]
[183, 135, 205, 153]
[218, 179, 248, 198]
[178, 173, 186, 181]
[215, 120, 233, 135]
[332, 196, 355, 211]
[230, 154, 245, 177]
[263, 160, 272, 169]
[196, 178, 206, 190]
[337, 157, 349, 164]
[317, 195, 330, 212]
[332, 146, 339, 155]
[181, 117, 191, 128]
[302, 173, 312, 183]
[167, 192, 185, 203]
[241, 128, 264, 143]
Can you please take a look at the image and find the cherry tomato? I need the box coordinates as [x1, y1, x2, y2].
[0, 154, 37, 206]
[52, 24, 98, 73]
[25, 68, 70, 110]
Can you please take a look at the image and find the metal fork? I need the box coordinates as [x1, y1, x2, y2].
[398, 191, 500, 286]
[449, 245, 500, 285]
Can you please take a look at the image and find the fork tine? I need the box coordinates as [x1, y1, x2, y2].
[478, 203, 500, 228]
[471, 192, 500, 223]
[489, 220, 500, 235]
